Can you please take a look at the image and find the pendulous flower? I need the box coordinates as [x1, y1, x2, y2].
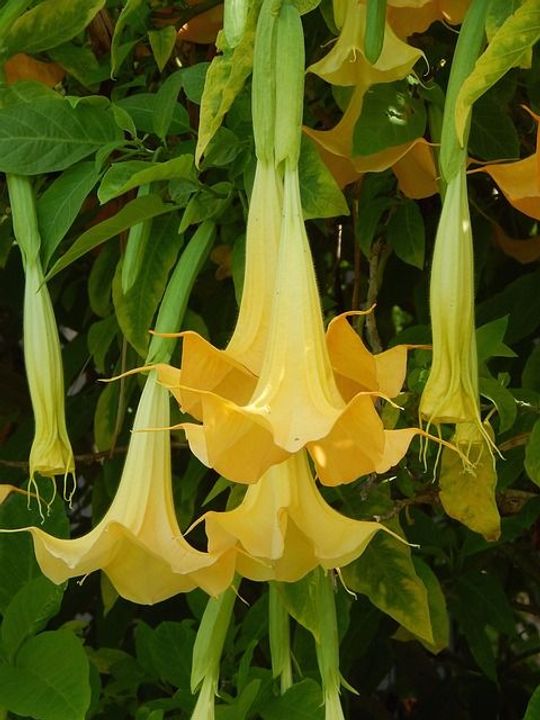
[419, 167, 488, 443]
[199, 450, 390, 582]
[166, 162, 432, 487]
[9, 372, 235, 605]
[6, 174, 75, 503]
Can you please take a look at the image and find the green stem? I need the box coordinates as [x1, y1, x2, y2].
[269, 583, 293, 693]
[439, 0, 491, 184]
[5, 174, 41, 265]
[146, 221, 216, 366]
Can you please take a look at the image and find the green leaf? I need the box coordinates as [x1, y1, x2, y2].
[111, 0, 148, 77]
[0, 631, 90, 720]
[386, 199, 425, 269]
[37, 161, 102, 270]
[115, 93, 191, 135]
[469, 94, 520, 161]
[455, 0, 540, 144]
[0, 0, 105, 58]
[135, 620, 196, 689]
[153, 70, 185, 140]
[476, 316, 516, 365]
[49, 42, 110, 89]
[293, 0, 322, 14]
[196, 4, 258, 164]
[523, 684, 540, 720]
[353, 81, 426, 156]
[342, 521, 434, 643]
[479, 376, 517, 432]
[148, 26, 177, 72]
[299, 136, 349, 220]
[457, 571, 515, 636]
[46, 194, 176, 280]
[179, 183, 232, 233]
[0, 96, 122, 175]
[1, 576, 64, 659]
[113, 213, 182, 358]
[0, 494, 68, 613]
[216, 679, 261, 720]
[88, 241, 119, 317]
[277, 574, 320, 642]
[525, 418, 540, 486]
[182, 62, 210, 105]
[87, 315, 119, 374]
[93, 373, 135, 451]
[523, 345, 540, 391]
[412, 559, 449, 654]
[476, 268, 540, 343]
[98, 156, 196, 204]
[260, 679, 324, 720]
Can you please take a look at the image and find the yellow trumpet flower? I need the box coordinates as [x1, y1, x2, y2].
[160, 164, 432, 487]
[199, 450, 389, 582]
[6, 174, 75, 503]
[9, 372, 235, 605]
[419, 168, 485, 437]
[155, 158, 282, 427]
[24, 260, 75, 487]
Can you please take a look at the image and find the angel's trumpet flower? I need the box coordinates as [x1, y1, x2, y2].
[6, 175, 75, 503]
[7, 372, 235, 605]
[419, 166, 491, 452]
[173, 163, 435, 486]
[199, 450, 389, 582]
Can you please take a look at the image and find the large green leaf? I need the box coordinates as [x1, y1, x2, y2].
[0, 96, 122, 175]
[0, 631, 90, 720]
[0, 0, 105, 58]
[112, 213, 182, 358]
[0, 494, 68, 613]
[455, 0, 540, 144]
[1, 576, 64, 659]
[299, 136, 349, 220]
[386, 199, 425, 269]
[353, 81, 426, 156]
[37, 161, 102, 269]
[342, 520, 434, 643]
[46, 194, 176, 280]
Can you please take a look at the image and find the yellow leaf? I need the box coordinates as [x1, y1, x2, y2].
[439, 424, 500, 542]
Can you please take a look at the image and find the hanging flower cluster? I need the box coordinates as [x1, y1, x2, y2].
[0, 0, 510, 716]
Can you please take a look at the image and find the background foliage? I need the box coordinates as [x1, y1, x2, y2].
[0, 0, 540, 718]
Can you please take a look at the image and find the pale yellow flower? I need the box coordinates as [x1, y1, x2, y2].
[199, 450, 387, 582]
[160, 164, 432, 487]
[24, 260, 75, 488]
[419, 168, 484, 434]
[9, 372, 235, 605]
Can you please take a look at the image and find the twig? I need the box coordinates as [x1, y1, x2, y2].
[365, 238, 384, 353]
[0, 440, 188, 471]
